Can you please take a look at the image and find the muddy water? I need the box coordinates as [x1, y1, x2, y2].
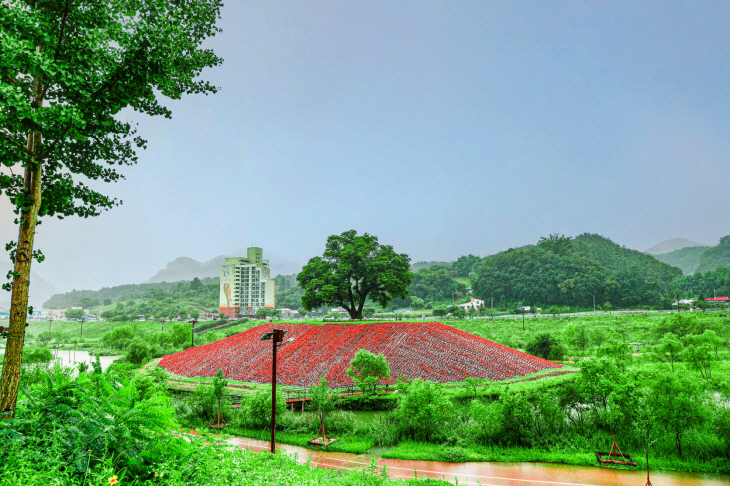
[50, 349, 121, 371]
[225, 437, 730, 486]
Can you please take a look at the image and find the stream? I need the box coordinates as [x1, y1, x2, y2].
[224, 436, 730, 486]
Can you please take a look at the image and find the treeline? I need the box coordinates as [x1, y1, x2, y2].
[655, 236, 730, 274]
[43, 277, 219, 309]
[472, 234, 682, 309]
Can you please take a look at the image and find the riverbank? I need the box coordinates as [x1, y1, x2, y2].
[220, 435, 730, 486]
[220, 427, 730, 476]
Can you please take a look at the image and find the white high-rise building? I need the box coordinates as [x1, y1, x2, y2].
[219, 247, 275, 318]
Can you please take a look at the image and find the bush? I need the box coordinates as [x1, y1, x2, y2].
[125, 340, 150, 365]
[526, 333, 564, 360]
[100, 326, 134, 349]
[367, 413, 400, 446]
[393, 379, 450, 442]
[23, 347, 53, 364]
[242, 387, 287, 429]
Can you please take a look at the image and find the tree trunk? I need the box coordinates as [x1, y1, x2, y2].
[0, 75, 43, 417]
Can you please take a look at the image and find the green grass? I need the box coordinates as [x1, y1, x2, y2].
[224, 426, 376, 454]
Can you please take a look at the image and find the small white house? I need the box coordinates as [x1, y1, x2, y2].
[457, 298, 484, 311]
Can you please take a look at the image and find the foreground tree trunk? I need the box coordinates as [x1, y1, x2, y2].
[0, 76, 43, 417]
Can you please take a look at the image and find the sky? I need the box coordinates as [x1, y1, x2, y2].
[2, 0, 730, 294]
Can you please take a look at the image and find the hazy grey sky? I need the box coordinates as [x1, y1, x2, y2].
[2, 1, 730, 293]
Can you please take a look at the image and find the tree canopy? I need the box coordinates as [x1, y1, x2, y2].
[346, 349, 390, 392]
[297, 230, 412, 319]
[0, 0, 223, 414]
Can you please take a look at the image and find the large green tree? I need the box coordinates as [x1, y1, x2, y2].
[0, 0, 223, 415]
[346, 348, 390, 392]
[297, 230, 412, 319]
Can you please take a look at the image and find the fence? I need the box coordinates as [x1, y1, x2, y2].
[169, 382, 395, 404]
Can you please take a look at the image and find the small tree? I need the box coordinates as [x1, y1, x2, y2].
[545, 306, 561, 317]
[190, 310, 200, 320]
[432, 306, 448, 318]
[65, 309, 85, 320]
[211, 369, 228, 428]
[464, 376, 484, 398]
[346, 349, 390, 394]
[526, 333, 564, 360]
[682, 334, 716, 379]
[125, 340, 150, 365]
[309, 377, 338, 442]
[657, 332, 682, 372]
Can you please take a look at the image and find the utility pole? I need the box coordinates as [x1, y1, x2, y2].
[522, 308, 525, 332]
[676, 294, 680, 313]
[190, 319, 198, 347]
[80, 320, 83, 340]
[593, 295, 596, 312]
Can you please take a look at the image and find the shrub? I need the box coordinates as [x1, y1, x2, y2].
[23, 347, 53, 364]
[393, 379, 450, 442]
[101, 326, 134, 349]
[526, 333, 564, 360]
[242, 387, 287, 429]
[125, 340, 150, 365]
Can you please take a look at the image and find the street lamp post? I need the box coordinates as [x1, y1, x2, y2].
[260, 328, 288, 454]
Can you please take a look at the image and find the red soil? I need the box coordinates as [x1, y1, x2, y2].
[157, 321, 562, 387]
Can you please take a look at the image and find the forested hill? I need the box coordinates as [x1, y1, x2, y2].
[696, 236, 730, 273]
[654, 246, 707, 274]
[472, 234, 682, 309]
[43, 277, 219, 309]
[652, 236, 730, 275]
[572, 233, 681, 287]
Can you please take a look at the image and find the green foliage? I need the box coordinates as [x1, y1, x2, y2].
[101, 326, 134, 350]
[473, 234, 682, 309]
[393, 379, 450, 442]
[65, 309, 85, 319]
[525, 333, 564, 360]
[43, 277, 220, 315]
[170, 322, 191, 347]
[125, 340, 150, 365]
[22, 347, 53, 364]
[242, 387, 287, 429]
[409, 266, 464, 304]
[696, 236, 730, 273]
[347, 349, 390, 392]
[309, 377, 339, 426]
[451, 254, 484, 278]
[1, 362, 176, 482]
[298, 230, 412, 319]
[212, 369, 228, 401]
[563, 324, 589, 353]
[656, 332, 683, 371]
[654, 246, 707, 274]
[652, 370, 707, 458]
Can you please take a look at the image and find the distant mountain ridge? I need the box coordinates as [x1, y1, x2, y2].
[653, 236, 730, 275]
[653, 247, 707, 275]
[146, 255, 227, 283]
[645, 238, 708, 255]
[0, 261, 58, 309]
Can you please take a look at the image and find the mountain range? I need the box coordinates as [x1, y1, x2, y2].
[653, 236, 730, 275]
[0, 261, 59, 310]
[644, 238, 708, 255]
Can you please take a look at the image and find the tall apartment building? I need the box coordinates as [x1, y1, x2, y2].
[219, 247, 276, 318]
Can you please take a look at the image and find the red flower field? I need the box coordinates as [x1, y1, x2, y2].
[157, 321, 562, 387]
